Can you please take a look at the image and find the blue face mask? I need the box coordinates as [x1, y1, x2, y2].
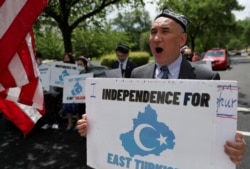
[77, 66, 85, 73]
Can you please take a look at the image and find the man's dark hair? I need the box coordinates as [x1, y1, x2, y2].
[115, 44, 130, 54]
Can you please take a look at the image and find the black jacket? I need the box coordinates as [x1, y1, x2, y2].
[111, 60, 137, 78]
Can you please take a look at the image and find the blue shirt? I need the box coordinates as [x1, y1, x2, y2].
[155, 55, 182, 79]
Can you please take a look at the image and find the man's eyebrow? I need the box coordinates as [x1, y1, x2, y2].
[162, 26, 170, 30]
[150, 27, 156, 31]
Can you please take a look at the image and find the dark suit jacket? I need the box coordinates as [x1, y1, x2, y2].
[111, 60, 137, 78]
[131, 58, 220, 80]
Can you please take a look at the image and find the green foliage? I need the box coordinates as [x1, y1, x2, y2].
[227, 38, 242, 51]
[41, 0, 145, 52]
[111, 8, 152, 50]
[34, 28, 64, 60]
[100, 51, 150, 67]
[129, 51, 150, 66]
[34, 0, 250, 58]
[139, 32, 151, 54]
[72, 26, 130, 58]
[157, 0, 244, 52]
[100, 56, 117, 68]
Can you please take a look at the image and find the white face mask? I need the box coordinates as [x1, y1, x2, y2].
[77, 66, 85, 73]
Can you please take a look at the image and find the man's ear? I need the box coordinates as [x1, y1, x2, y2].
[180, 33, 188, 47]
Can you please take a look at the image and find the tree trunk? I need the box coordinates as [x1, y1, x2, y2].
[61, 26, 73, 53]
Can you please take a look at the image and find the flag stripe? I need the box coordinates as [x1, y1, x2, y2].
[32, 80, 44, 110]
[17, 32, 37, 82]
[0, 0, 27, 38]
[0, 32, 39, 91]
[19, 77, 38, 105]
[0, 99, 42, 135]
[6, 87, 21, 102]
[0, 0, 47, 75]
[0, 0, 4, 6]
[2, 77, 44, 110]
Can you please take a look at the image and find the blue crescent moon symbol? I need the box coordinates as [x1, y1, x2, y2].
[134, 124, 156, 151]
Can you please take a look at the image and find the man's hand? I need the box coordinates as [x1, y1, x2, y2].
[224, 132, 246, 165]
[76, 114, 88, 137]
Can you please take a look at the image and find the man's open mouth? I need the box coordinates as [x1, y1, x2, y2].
[155, 47, 163, 53]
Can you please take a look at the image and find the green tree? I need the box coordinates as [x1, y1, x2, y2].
[111, 8, 152, 50]
[139, 32, 151, 54]
[241, 18, 250, 49]
[40, 0, 145, 53]
[34, 27, 64, 60]
[72, 25, 130, 58]
[157, 0, 244, 52]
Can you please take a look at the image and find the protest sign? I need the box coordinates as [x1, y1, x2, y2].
[195, 60, 212, 70]
[39, 64, 51, 91]
[49, 62, 78, 87]
[105, 68, 122, 78]
[63, 73, 93, 103]
[85, 78, 238, 169]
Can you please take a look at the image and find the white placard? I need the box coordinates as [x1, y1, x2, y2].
[63, 73, 93, 103]
[39, 64, 51, 91]
[195, 60, 212, 70]
[105, 68, 122, 78]
[85, 78, 238, 169]
[49, 62, 78, 87]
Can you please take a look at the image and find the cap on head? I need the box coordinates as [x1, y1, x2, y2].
[78, 56, 88, 65]
[115, 44, 130, 54]
[154, 6, 189, 32]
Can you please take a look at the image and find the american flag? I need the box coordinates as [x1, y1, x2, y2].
[0, 0, 48, 135]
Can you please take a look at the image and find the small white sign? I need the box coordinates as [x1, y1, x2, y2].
[105, 68, 122, 78]
[195, 60, 212, 70]
[39, 64, 51, 91]
[50, 62, 78, 87]
[85, 78, 238, 169]
[63, 73, 93, 103]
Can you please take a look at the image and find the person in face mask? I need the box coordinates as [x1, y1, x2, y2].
[68, 56, 89, 131]
[77, 56, 88, 74]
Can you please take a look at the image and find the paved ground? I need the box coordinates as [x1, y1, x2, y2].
[0, 115, 88, 169]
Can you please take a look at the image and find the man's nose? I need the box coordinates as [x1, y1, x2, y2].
[153, 33, 162, 42]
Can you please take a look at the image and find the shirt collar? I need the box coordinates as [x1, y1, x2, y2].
[119, 58, 128, 68]
[155, 55, 182, 79]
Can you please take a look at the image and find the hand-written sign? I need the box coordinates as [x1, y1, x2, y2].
[216, 84, 238, 116]
[85, 78, 238, 169]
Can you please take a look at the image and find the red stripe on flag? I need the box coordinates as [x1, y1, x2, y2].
[0, 99, 42, 135]
[0, 0, 48, 76]
[19, 77, 38, 105]
[0, 32, 37, 89]
[17, 33, 36, 82]
[0, 0, 4, 7]
[0, 68, 15, 88]
[0, 78, 45, 112]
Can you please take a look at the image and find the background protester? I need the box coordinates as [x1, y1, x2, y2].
[111, 44, 137, 78]
[62, 53, 79, 131]
[182, 47, 193, 62]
